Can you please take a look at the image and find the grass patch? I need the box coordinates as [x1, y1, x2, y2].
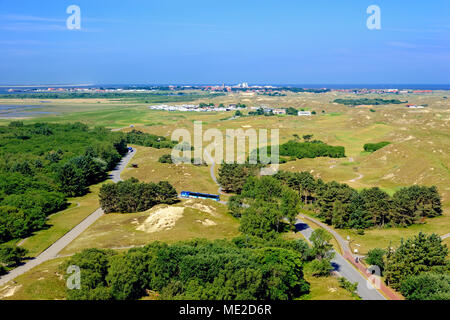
[60, 199, 240, 255]
[0, 258, 67, 300]
[19, 182, 104, 257]
[300, 262, 359, 300]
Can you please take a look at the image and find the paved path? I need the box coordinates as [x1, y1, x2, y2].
[442, 233, 450, 240]
[298, 214, 403, 300]
[0, 148, 136, 287]
[295, 217, 386, 300]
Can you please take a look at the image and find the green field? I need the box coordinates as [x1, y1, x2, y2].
[1, 90, 449, 300]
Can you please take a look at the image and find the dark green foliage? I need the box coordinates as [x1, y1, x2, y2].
[310, 229, 334, 260]
[234, 110, 243, 117]
[0, 264, 6, 275]
[0, 122, 130, 244]
[63, 248, 117, 300]
[66, 238, 310, 300]
[333, 98, 405, 105]
[391, 186, 442, 226]
[384, 232, 449, 289]
[279, 140, 346, 159]
[237, 176, 300, 238]
[273, 170, 442, 230]
[217, 163, 259, 193]
[363, 141, 390, 152]
[125, 130, 177, 149]
[338, 277, 358, 295]
[158, 154, 173, 164]
[366, 248, 386, 273]
[285, 107, 298, 115]
[400, 273, 450, 300]
[99, 178, 178, 213]
[309, 259, 333, 277]
[0, 244, 27, 266]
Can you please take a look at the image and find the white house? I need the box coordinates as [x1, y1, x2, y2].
[298, 111, 311, 116]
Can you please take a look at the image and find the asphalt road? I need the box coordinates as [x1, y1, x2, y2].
[0, 148, 136, 287]
[296, 217, 386, 300]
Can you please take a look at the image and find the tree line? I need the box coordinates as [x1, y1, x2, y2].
[63, 237, 311, 300]
[224, 168, 442, 231]
[0, 122, 173, 245]
[333, 98, 405, 105]
[99, 178, 178, 213]
[274, 170, 442, 229]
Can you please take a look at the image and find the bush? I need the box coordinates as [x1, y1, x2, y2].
[338, 277, 358, 295]
[400, 273, 450, 300]
[363, 141, 390, 153]
[309, 259, 333, 277]
[366, 248, 385, 273]
[0, 244, 27, 266]
[158, 154, 173, 164]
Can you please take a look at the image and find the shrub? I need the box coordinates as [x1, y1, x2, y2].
[400, 273, 450, 300]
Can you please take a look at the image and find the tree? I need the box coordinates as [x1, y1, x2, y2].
[309, 259, 333, 277]
[310, 229, 334, 261]
[302, 134, 313, 142]
[0, 244, 27, 266]
[234, 110, 243, 117]
[384, 233, 448, 289]
[391, 186, 442, 226]
[63, 248, 116, 300]
[360, 187, 391, 226]
[218, 163, 259, 194]
[400, 273, 450, 300]
[365, 248, 385, 273]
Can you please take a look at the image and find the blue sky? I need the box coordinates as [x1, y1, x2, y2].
[0, 0, 449, 85]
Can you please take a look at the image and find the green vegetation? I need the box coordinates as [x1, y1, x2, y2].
[218, 163, 260, 193]
[125, 130, 177, 149]
[0, 122, 128, 244]
[279, 140, 346, 159]
[384, 232, 449, 290]
[63, 237, 311, 300]
[308, 229, 335, 277]
[99, 178, 178, 213]
[337, 277, 358, 296]
[158, 154, 173, 164]
[274, 171, 442, 229]
[231, 176, 300, 238]
[0, 92, 223, 102]
[365, 248, 386, 273]
[363, 141, 390, 153]
[333, 98, 405, 105]
[400, 273, 450, 300]
[0, 244, 27, 267]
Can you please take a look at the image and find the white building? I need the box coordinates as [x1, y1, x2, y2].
[298, 111, 311, 116]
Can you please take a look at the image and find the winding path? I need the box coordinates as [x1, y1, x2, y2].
[0, 148, 136, 287]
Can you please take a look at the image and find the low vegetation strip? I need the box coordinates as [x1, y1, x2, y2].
[363, 141, 390, 152]
[333, 98, 406, 105]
